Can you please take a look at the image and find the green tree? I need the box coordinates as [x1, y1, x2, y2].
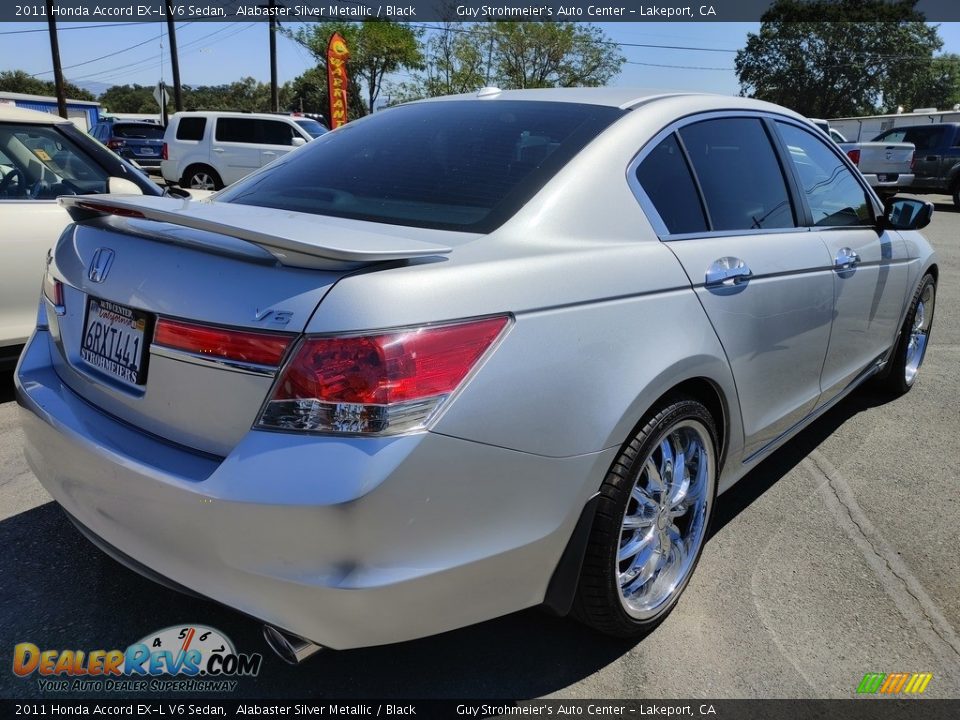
[488, 22, 624, 89]
[0, 69, 95, 101]
[98, 84, 160, 113]
[735, 0, 942, 117]
[885, 52, 960, 112]
[389, 21, 624, 103]
[290, 19, 423, 114]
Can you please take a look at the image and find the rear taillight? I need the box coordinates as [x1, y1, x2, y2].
[257, 315, 510, 435]
[910, 152, 916, 171]
[846, 148, 861, 165]
[161, 142, 168, 161]
[154, 318, 292, 368]
[42, 272, 63, 309]
[106, 139, 125, 150]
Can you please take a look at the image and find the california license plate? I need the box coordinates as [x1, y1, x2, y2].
[81, 297, 150, 385]
[138, 147, 157, 156]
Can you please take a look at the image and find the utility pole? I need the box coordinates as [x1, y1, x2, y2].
[45, 0, 68, 119]
[166, 3, 183, 111]
[268, 0, 279, 112]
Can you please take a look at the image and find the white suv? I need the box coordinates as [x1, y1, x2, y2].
[161, 112, 313, 190]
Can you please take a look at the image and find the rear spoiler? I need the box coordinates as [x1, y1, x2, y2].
[60, 195, 453, 270]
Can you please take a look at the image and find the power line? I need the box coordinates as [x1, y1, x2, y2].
[0, 22, 131, 35]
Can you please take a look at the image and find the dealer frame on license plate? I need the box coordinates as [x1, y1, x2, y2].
[81, 297, 153, 385]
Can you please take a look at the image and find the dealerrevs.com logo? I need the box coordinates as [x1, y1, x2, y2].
[12, 625, 263, 693]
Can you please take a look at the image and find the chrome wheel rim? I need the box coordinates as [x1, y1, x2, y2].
[189, 173, 216, 190]
[617, 420, 715, 620]
[905, 284, 934, 386]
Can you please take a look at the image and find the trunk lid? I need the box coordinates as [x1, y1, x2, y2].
[842, 141, 915, 176]
[48, 198, 456, 456]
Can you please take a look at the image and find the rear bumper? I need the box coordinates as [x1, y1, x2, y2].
[16, 328, 613, 649]
[862, 173, 914, 190]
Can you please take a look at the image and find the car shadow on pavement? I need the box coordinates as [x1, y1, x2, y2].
[710, 384, 892, 536]
[0, 369, 15, 404]
[0, 384, 894, 700]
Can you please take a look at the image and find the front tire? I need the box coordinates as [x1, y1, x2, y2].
[574, 396, 718, 637]
[876, 273, 936, 396]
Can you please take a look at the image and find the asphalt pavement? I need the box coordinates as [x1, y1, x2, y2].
[1, 197, 958, 700]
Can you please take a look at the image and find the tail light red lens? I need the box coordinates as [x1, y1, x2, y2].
[161, 142, 168, 161]
[258, 315, 510, 435]
[43, 273, 63, 308]
[846, 148, 861, 165]
[154, 318, 292, 367]
[910, 153, 916, 171]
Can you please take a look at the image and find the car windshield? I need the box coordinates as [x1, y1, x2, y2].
[112, 123, 165, 139]
[218, 100, 625, 232]
[294, 118, 327, 137]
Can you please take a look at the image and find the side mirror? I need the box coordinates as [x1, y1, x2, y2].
[882, 197, 933, 231]
[106, 176, 144, 195]
[291, 136, 307, 147]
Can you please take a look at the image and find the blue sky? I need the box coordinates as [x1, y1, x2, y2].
[1, 21, 959, 100]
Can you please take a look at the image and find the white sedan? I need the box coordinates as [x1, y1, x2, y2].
[0, 105, 163, 368]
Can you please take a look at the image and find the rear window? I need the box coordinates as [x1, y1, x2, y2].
[113, 124, 165, 140]
[217, 100, 624, 232]
[176, 117, 206, 141]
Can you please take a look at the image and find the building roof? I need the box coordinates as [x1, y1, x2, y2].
[0, 90, 100, 107]
[0, 103, 74, 124]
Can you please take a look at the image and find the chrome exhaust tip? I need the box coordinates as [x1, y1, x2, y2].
[262, 625, 324, 665]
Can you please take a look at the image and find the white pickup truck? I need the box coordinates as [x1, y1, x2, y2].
[811, 119, 915, 197]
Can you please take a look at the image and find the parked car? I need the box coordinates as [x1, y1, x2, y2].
[0, 104, 163, 368]
[871, 123, 960, 209]
[810, 118, 848, 144]
[810, 117, 915, 197]
[90, 119, 166, 173]
[17, 89, 937, 660]
[161, 111, 313, 190]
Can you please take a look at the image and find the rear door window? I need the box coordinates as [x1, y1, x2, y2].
[634, 134, 708, 235]
[678, 118, 796, 231]
[215, 118, 259, 144]
[176, 117, 207, 141]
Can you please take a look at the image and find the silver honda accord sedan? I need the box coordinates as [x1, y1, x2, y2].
[16, 88, 937, 660]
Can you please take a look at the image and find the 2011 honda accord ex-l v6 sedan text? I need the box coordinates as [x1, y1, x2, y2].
[16, 88, 937, 662]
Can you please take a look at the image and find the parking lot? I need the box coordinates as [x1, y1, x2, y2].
[0, 196, 958, 700]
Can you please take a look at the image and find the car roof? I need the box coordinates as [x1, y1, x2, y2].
[413, 86, 801, 114]
[0, 104, 72, 125]
[170, 111, 301, 120]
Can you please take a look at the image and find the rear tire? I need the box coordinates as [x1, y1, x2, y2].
[181, 165, 223, 191]
[876, 273, 936, 397]
[952, 180, 960, 211]
[574, 396, 718, 638]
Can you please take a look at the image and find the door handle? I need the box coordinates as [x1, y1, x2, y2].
[263, 151, 277, 156]
[834, 248, 861, 269]
[705, 257, 753, 287]
[212, 147, 225, 153]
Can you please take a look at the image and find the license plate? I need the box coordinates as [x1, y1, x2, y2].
[137, 147, 157, 156]
[878, 173, 896, 182]
[81, 297, 150, 385]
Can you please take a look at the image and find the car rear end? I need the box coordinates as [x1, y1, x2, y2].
[106, 122, 165, 172]
[15, 98, 628, 650]
[841, 140, 915, 194]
